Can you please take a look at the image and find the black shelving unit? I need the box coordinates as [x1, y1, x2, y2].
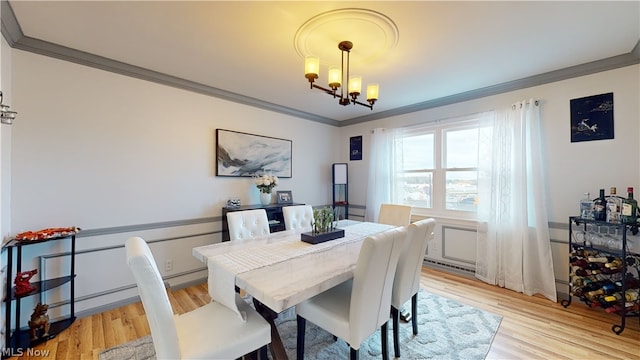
[562, 217, 639, 334]
[3, 235, 76, 355]
[332, 163, 348, 220]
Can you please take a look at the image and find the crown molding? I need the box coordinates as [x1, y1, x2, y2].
[2, 1, 639, 127]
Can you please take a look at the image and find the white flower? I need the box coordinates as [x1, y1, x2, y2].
[253, 173, 278, 193]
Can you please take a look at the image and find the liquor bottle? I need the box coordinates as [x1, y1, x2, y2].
[593, 189, 607, 221]
[580, 192, 593, 219]
[621, 187, 638, 224]
[606, 187, 622, 223]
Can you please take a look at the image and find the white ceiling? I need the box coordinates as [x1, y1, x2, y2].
[4, 1, 640, 124]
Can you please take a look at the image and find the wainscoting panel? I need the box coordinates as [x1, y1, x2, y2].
[442, 225, 477, 266]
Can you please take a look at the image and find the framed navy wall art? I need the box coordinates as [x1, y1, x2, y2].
[350, 135, 362, 161]
[570, 92, 614, 143]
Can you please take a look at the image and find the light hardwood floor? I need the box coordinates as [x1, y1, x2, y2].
[8, 266, 639, 359]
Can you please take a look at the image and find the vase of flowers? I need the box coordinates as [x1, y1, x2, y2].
[254, 174, 278, 205]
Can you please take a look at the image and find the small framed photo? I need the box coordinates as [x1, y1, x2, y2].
[276, 190, 293, 204]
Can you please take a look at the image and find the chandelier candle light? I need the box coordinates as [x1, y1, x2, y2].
[304, 41, 379, 110]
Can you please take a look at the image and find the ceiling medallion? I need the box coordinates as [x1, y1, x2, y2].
[294, 8, 399, 65]
[295, 8, 398, 110]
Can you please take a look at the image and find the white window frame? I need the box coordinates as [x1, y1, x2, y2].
[398, 116, 480, 220]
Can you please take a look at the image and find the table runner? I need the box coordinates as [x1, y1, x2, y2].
[204, 221, 394, 320]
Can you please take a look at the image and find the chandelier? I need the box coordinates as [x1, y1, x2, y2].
[0, 91, 18, 125]
[304, 41, 379, 110]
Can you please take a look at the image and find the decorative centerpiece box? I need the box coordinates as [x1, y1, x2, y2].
[301, 228, 345, 244]
[301, 207, 345, 244]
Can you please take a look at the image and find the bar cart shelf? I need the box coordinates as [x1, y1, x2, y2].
[561, 217, 639, 335]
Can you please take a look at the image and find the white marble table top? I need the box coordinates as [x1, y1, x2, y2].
[193, 220, 394, 313]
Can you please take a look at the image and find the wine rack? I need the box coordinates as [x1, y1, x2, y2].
[562, 217, 640, 334]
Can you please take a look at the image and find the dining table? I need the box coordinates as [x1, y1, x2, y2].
[192, 220, 395, 360]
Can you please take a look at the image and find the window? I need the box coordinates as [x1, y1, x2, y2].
[398, 118, 479, 215]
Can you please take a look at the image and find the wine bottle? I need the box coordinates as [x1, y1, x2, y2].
[604, 258, 622, 268]
[570, 258, 588, 267]
[587, 283, 618, 297]
[603, 292, 623, 303]
[621, 187, 638, 223]
[580, 192, 593, 219]
[606, 187, 622, 223]
[593, 189, 607, 221]
[604, 304, 623, 313]
[625, 289, 639, 301]
[587, 256, 610, 263]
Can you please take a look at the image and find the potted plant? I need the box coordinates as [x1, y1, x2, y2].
[301, 207, 345, 244]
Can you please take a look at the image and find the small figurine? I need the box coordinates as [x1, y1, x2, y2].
[28, 302, 50, 341]
[14, 269, 38, 296]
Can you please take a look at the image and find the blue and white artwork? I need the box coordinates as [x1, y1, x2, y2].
[570, 92, 614, 142]
[216, 129, 292, 177]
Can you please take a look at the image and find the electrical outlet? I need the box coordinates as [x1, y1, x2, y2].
[165, 259, 174, 272]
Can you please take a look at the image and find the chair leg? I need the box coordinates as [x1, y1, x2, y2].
[350, 347, 359, 360]
[258, 344, 268, 360]
[381, 321, 389, 360]
[391, 307, 401, 358]
[411, 293, 418, 335]
[296, 315, 306, 360]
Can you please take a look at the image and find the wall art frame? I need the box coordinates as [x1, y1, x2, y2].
[570, 92, 614, 143]
[350, 135, 363, 160]
[216, 129, 292, 177]
[276, 190, 293, 204]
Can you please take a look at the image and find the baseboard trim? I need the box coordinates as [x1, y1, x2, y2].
[423, 258, 476, 278]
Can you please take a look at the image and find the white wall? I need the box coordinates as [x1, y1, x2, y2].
[342, 65, 640, 221]
[7, 49, 341, 323]
[340, 64, 640, 292]
[0, 33, 13, 347]
[4, 45, 639, 319]
[11, 51, 339, 231]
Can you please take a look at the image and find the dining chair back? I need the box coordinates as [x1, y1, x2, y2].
[296, 226, 406, 360]
[125, 236, 271, 359]
[378, 203, 412, 226]
[282, 205, 314, 231]
[390, 218, 437, 357]
[226, 209, 270, 240]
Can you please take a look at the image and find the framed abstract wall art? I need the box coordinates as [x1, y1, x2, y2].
[570, 92, 614, 143]
[216, 129, 292, 177]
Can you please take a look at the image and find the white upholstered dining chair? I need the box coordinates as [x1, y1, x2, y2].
[125, 236, 271, 359]
[226, 209, 270, 241]
[390, 218, 437, 358]
[378, 203, 412, 226]
[282, 205, 314, 231]
[295, 227, 407, 360]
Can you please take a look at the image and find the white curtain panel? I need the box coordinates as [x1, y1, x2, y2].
[475, 100, 557, 302]
[365, 128, 403, 222]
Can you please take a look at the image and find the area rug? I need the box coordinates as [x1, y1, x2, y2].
[99, 289, 502, 360]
